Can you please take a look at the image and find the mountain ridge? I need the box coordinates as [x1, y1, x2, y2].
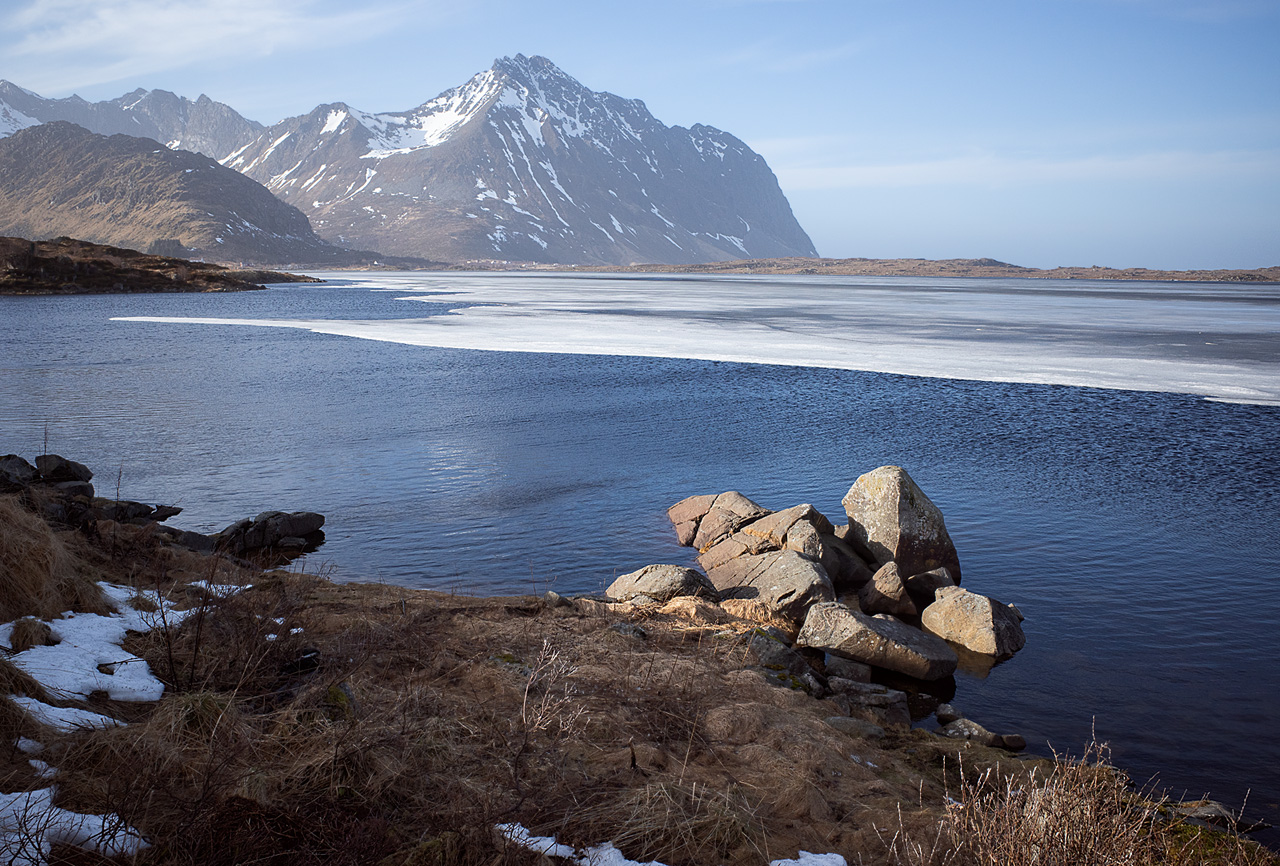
[0, 57, 816, 266]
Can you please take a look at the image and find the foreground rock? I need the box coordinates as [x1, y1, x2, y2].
[214, 510, 326, 558]
[706, 550, 835, 621]
[842, 465, 962, 581]
[921, 586, 1027, 658]
[606, 564, 717, 603]
[798, 602, 958, 681]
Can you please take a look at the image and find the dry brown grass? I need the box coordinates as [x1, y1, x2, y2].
[0, 494, 109, 620]
[9, 616, 55, 653]
[0, 656, 50, 702]
[881, 741, 1278, 866]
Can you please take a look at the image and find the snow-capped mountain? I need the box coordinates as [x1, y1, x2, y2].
[222, 55, 817, 264]
[0, 57, 816, 265]
[0, 80, 261, 160]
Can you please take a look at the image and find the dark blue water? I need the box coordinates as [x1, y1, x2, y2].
[2, 279, 1277, 840]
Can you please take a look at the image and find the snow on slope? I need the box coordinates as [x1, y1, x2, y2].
[0, 99, 40, 137]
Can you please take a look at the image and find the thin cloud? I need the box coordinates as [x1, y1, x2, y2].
[712, 37, 868, 73]
[765, 145, 1280, 189]
[1, 0, 435, 95]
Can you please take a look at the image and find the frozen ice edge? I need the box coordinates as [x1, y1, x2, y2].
[109, 308, 1280, 408]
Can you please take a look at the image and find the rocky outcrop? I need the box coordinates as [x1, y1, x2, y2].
[213, 510, 326, 558]
[796, 602, 958, 681]
[842, 466, 962, 582]
[606, 564, 716, 603]
[920, 586, 1026, 658]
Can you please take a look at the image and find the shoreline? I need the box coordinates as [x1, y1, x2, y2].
[1, 452, 1275, 865]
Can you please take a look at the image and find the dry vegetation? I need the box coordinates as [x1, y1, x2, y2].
[1, 492, 1276, 865]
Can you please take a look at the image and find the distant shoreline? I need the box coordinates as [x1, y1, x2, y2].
[395, 255, 1280, 284]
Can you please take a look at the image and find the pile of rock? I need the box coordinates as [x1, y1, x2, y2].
[606, 465, 1028, 745]
[0, 453, 324, 562]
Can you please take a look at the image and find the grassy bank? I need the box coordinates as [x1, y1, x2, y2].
[1, 489, 1275, 865]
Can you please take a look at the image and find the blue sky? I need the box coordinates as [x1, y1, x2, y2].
[2, 0, 1277, 268]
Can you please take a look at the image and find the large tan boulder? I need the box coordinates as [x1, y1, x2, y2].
[696, 530, 777, 571]
[857, 562, 917, 618]
[706, 550, 834, 622]
[685, 491, 771, 552]
[842, 466, 961, 582]
[796, 602, 957, 681]
[740, 504, 834, 547]
[606, 564, 718, 603]
[921, 586, 1026, 658]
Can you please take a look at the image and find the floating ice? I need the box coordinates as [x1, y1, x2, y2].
[111, 273, 1280, 406]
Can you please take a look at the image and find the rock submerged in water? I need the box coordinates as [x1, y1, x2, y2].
[921, 586, 1027, 658]
[841, 465, 962, 583]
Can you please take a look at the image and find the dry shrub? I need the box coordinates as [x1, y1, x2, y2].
[0, 495, 109, 620]
[882, 741, 1278, 866]
[566, 781, 764, 866]
[9, 616, 55, 652]
[0, 656, 50, 702]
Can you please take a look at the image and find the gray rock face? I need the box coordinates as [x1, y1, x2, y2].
[35, 454, 93, 483]
[921, 586, 1027, 658]
[842, 466, 962, 582]
[797, 602, 958, 681]
[606, 564, 717, 603]
[218, 55, 818, 265]
[706, 550, 835, 621]
[857, 562, 918, 618]
[0, 80, 262, 160]
[816, 533, 874, 591]
[0, 454, 37, 489]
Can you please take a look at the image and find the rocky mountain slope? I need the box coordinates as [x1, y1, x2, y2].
[0, 122, 353, 264]
[224, 55, 816, 264]
[1, 58, 816, 265]
[0, 79, 261, 159]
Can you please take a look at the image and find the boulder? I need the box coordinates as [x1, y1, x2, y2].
[667, 493, 718, 545]
[816, 533, 874, 591]
[696, 530, 777, 571]
[53, 480, 94, 499]
[0, 454, 37, 489]
[215, 510, 325, 558]
[743, 628, 814, 678]
[921, 586, 1026, 658]
[606, 564, 717, 603]
[740, 504, 834, 547]
[857, 562, 918, 618]
[939, 718, 998, 746]
[904, 567, 958, 606]
[841, 465, 962, 582]
[824, 655, 872, 683]
[690, 491, 770, 552]
[706, 550, 835, 622]
[797, 602, 958, 681]
[34, 454, 93, 483]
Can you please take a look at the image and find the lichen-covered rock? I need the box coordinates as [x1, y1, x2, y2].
[797, 601, 957, 681]
[921, 586, 1026, 658]
[606, 564, 717, 603]
[706, 550, 835, 622]
[842, 465, 962, 582]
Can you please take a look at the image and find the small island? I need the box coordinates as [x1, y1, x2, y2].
[0, 236, 320, 296]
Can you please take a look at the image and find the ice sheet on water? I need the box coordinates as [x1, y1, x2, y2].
[109, 273, 1280, 406]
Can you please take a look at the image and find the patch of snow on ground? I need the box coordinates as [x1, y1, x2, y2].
[9, 698, 122, 733]
[6, 583, 184, 703]
[770, 853, 848, 866]
[496, 823, 668, 865]
[0, 787, 149, 865]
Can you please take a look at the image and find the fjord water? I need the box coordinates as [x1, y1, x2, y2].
[2, 273, 1278, 837]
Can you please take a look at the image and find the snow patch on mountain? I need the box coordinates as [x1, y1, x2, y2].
[0, 99, 39, 137]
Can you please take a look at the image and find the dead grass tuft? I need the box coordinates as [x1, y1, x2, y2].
[881, 741, 1278, 866]
[8, 616, 56, 652]
[566, 781, 765, 866]
[0, 656, 50, 702]
[0, 495, 110, 620]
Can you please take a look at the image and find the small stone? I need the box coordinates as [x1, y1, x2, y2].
[935, 702, 963, 725]
[997, 733, 1027, 751]
[541, 590, 571, 608]
[607, 622, 647, 639]
[607, 564, 718, 603]
[939, 718, 998, 746]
